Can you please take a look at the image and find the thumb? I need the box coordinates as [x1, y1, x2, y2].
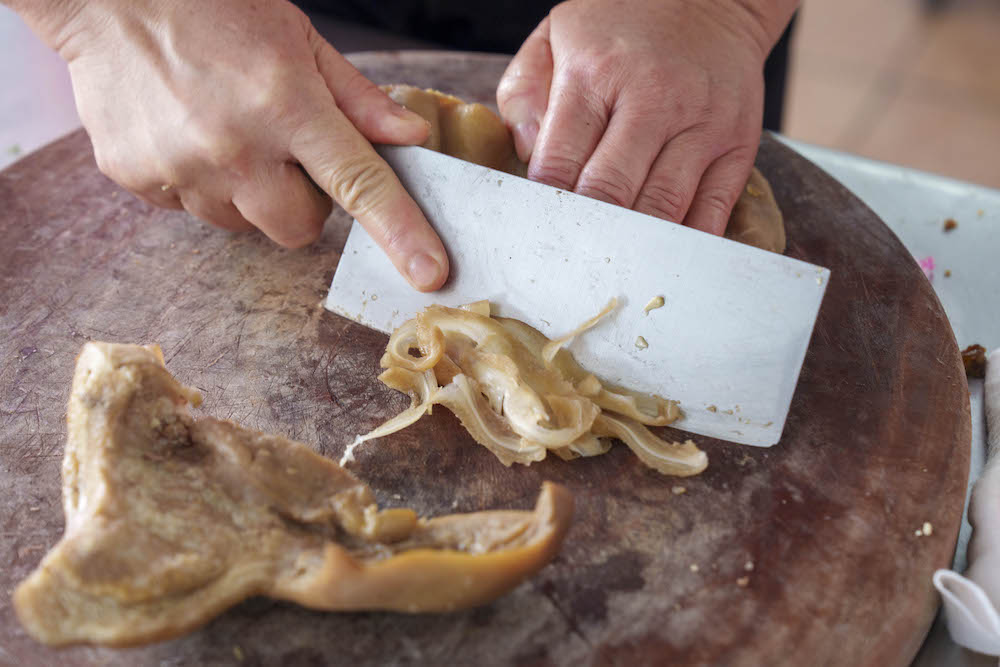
[497, 17, 553, 163]
[308, 28, 430, 146]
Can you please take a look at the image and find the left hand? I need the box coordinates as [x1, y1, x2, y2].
[497, 0, 796, 236]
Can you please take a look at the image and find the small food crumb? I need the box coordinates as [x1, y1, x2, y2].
[923, 521, 933, 536]
[746, 184, 763, 198]
[944, 270, 952, 278]
[233, 646, 245, 661]
[192, 249, 201, 255]
[671, 486, 686, 495]
[723, 409, 734, 415]
[643, 296, 665, 315]
[635, 336, 648, 350]
[29, 506, 40, 512]
[707, 405, 717, 413]
[737, 576, 750, 588]
[943, 218, 958, 232]
[689, 564, 699, 573]
[915, 530, 923, 537]
[371, 294, 378, 301]
[977, 209, 985, 218]
[962, 344, 988, 379]
[744, 561, 754, 572]
[604, 257, 611, 263]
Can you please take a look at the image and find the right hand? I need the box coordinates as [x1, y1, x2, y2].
[24, 0, 449, 291]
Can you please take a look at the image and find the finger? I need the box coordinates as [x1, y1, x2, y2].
[497, 17, 553, 163]
[683, 148, 757, 236]
[633, 129, 718, 223]
[290, 106, 449, 292]
[307, 28, 430, 146]
[527, 72, 608, 191]
[231, 162, 332, 248]
[135, 184, 184, 211]
[573, 102, 671, 208]
[179, 189, 255, 233]
[92, 144, 185, 211]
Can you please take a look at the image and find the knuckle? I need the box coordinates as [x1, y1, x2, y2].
[635, 181, 691, 222]
[577, 164, 637, 208]
[252, 69, 301, 120]
[583, 48, 628, 85]
[94, 148, 143, 191]
[529, 153, 585, 190]
[698, 187, 738, 218]
[324, 153, 393, 215]
[278, 223, 322, 249]
[185, 116, 253, 172]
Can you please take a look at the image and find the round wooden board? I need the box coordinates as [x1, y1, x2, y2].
[0, 52, 970, 666]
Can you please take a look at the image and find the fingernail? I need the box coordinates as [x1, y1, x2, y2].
[390, 104, 429, 129]
[407, 252, 443, 290]
[512, 121, 539, 163]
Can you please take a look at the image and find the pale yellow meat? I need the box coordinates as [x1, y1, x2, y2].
[14, 343, 572, 647]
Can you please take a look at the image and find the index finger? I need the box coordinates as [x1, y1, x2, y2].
[290, 105, 449, 292]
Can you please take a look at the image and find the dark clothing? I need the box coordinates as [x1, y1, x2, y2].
[301, 1, 794, 131]
[300, 0, 551, 54]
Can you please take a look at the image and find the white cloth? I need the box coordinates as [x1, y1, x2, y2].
[935, 348, 1000, 657]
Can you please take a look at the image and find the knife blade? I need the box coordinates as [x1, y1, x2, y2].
[326, 145, 829, 446]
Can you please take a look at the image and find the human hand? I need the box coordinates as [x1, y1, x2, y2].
[17, 0, 448, 290]
[497, 0, 797, 236]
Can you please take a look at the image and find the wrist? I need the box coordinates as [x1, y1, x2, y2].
[727, 0, 801, 61]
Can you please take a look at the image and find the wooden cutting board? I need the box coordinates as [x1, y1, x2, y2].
[0, 52, 970, 666]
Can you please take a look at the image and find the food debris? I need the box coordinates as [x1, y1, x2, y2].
[944, 270, 952, 278]
[706, 405, 718, 413]
[918, 256, 935, 281]
[977, 209, 985, 218]
[962, 344, 988, 378]
[635, 336, 648, 350]
[689, 564, 699, 573]
[192, 249, 201, 255]
[746, 183, 763, 198]
[736, 576, 750, 588]
[923, 522, 933, 536]
[233, 646, 245, 661]
[744, 561, 755, 572]
[643, 296, 665, 315]
[723, 409, 734, 415]
[7, 143, 22, 156]
[359, 301, 706, 477]
[943, 218, 958, 232]
[671, 486, 686, 495]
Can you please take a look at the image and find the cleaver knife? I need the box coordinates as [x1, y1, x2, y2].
[326, 145, 829, 447]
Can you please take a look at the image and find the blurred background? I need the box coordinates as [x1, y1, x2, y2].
[2, 0, 999, 188]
